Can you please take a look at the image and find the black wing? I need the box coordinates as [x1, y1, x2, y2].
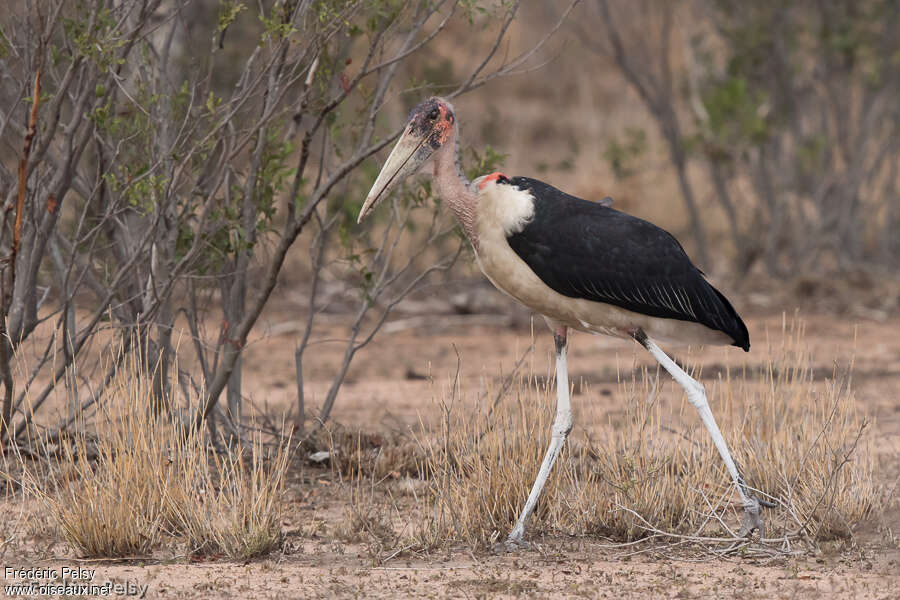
[505, 176, 749, 351]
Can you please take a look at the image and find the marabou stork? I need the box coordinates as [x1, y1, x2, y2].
[357, 97, 769, 546]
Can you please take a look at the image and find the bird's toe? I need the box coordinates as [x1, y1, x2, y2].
[496, 525, 531, 552]
[737, 497, 767, 539]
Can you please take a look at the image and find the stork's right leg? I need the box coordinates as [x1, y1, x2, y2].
[632, 329, 768, 538]
[506, 327, 572, 545]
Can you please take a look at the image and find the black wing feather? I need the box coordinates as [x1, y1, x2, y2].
[505, 177, 749, 351]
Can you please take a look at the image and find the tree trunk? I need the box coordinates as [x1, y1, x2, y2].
[294, 345, 305, 433]
[668, 143, 710, 268]
[221, 272, 246, 429]
[0, 324, 13, 446]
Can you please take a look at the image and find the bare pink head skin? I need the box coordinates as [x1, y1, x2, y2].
[358, 97, 479, 245]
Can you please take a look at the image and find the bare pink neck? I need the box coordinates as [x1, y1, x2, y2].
[432, 130, 478, 248]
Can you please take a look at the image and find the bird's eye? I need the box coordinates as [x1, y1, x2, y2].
[428, 108, 440, 121]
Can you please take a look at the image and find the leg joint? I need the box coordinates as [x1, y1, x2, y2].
[552, 410, 573, 437]
[685, 379, 707, 408]
[630, 328, 649, 348]
[553, 332, 567, 355]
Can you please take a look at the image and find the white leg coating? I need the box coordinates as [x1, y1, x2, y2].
[641, 336, 754, 509]
[507, 336, 572, 543]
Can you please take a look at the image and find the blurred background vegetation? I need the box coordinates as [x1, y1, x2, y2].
[1, 0, 898, 443]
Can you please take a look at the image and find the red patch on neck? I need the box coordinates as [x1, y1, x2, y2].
[478, 172, 508, 190]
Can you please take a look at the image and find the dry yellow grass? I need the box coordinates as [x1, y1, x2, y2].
[17, 351, 291, 559]
[411, 321, 878, 550]
[334, 434, 401, 555]
[8, 321, 880, 560]
[164, 430, 291, 560]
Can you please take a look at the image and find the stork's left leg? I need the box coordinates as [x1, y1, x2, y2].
[507, 326, 572, 545]
[632, 329, 767, 538]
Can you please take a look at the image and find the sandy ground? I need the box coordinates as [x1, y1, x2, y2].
[3, 310, 900, 599]
[5, 544, 898, 599]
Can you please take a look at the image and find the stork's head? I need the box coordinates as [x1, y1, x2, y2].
[357, 97, 456, 223]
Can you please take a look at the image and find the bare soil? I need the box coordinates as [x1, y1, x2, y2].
[3, 311, 900, 599]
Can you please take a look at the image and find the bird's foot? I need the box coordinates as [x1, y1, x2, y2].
[737, 496, 776, 539]
[494, 524, 530, 552]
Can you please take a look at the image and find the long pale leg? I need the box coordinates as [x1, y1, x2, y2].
[632, 329, 766, 537]
[507, 327, 572, 544]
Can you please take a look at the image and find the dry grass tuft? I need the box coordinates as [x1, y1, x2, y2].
[723, 322, 875, 541]
[414, 321, 878, 550]
[165, 431, 291, 560]
[334, 435, 402, 557]
[20, 355, 291, 559]
[414, 372, 562, 548]
[302, 424, 421, 479]
[35, 419, 170, 557]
